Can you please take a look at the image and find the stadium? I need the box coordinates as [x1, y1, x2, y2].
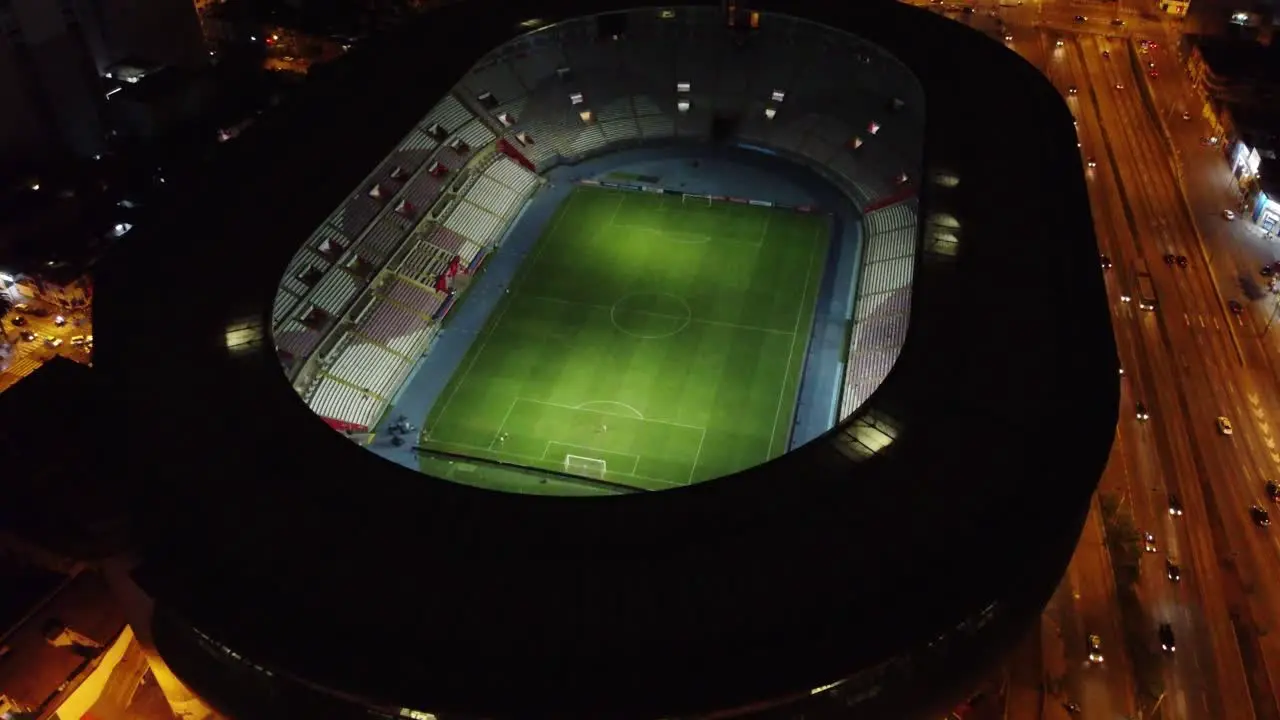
[94, 0, 1119, 719]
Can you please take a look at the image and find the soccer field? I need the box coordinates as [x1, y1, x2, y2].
[419, 186, 830, 494]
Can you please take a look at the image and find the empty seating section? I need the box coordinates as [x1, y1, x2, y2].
[428, 226, 485, 265]
[468, 176, 523, 218]
[355, 214, 413, 266]
[839, 200, 918, 419]
[444, 200, 505, 245]
[275, 319, 324, 359]
[386, 276, 447, 319]
[356, 298, 433, 358]
[309, 377, 382, 430]
[400, 169, 444, 209]
[450, 8, 919, 211]
[420, 95, 473, 138]
[329, 334, 411, 399]
[485, 156, 540, 195]
[458, 59, 526, 107]
[311, 267, 362, 317]
[396, 234, 448, 284]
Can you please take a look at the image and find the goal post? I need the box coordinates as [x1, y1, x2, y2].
[682, 194, 712, 207]
[564, 454, 608, 479]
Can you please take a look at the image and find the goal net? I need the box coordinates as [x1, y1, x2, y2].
[564, 455, 608, 479]
[682, 194, 712, 207]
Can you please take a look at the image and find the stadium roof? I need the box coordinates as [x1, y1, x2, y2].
[95, 0, 1118, 718]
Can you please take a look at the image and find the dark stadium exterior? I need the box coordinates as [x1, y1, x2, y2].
[95, 1, 1118, 720]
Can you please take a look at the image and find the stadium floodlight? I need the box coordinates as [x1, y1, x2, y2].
[677, 81, 691, 93]
[868, 121, 880, 135]
[764, 107, 777, 120]
[677, 99, 691, 113]
[771, 89, 786, 102]
[569, 92, 584, 105]
[565, 455, 607, 479]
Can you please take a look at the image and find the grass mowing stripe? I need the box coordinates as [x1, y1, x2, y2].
[767, 222, 824, 460]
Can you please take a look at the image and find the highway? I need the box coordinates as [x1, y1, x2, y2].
[899, 2, 1280, 718]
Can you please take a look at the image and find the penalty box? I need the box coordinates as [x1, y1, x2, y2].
[494, 398, 706, 485]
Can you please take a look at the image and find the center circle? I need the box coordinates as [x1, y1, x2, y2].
[610, 293, 692, 339]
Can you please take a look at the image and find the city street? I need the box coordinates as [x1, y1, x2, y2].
[0, 299, 93, 391]
[900, 1, 1280, 718]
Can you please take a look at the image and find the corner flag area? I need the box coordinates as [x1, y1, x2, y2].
[419, 186, 829, 494]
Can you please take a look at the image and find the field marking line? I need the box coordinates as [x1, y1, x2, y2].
[526, 397, 705, 431]
[522, 293, 792, 336]
[424, 438, 546, 465]
[426, 438, 677, 489]
[487, 397, 520, 450]
[753, 213, 771, 248]
[544, 440, 641, 475]
[576, 400, 645, 419]
[688, 426, 707, 486]
[425, 192, 576, 437]
[766, 223, 822, 460]
[606, 193, 625, 228]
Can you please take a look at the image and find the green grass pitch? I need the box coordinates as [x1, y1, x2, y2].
[418, 186, 830, 495]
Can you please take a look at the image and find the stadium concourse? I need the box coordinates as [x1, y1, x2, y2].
[93, 1, 1118, 720]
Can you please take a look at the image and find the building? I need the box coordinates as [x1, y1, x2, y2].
[1160, 0, 1190, 17]
[91, 1, 1116, 719]
[0, 0, 206, 164]
[0, 566, 125, 719]
[1183, 34, 1280, 227]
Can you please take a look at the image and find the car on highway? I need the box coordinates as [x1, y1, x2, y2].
[1087, 634, 1104, 663]
[53, 315, 66, 326]
[1169, 493, 1184, 516]
[1252, 504, 1272, 527]
[1262, 265, 1274, 277]
[1166, 557, 1181, 582]
[1115, 82, 1125, 89]
[10, 315, 25, 326]
[1111, 18, 1125, 26]
[1142, 531, 1157, 553]
[1067, 85, 1078, 95]
[1136, 401, 1150, 421]
[1149, 69, 1159, 78]
[1217, 416, 1233, 435]
[1074, 14, 1087, 21]
[1182, 111, 1192, 120]
[1056, 38, 1065, 48]
[1164, 253, 1176, 265]
[1087, 157, 1097, 168]
[1223, 209, 1236, 220]
[1102, 50, 1110, 58]
[1228, 299, 1244, 314]
[18, 330, 35, 342]
[1267, 480, 1279, 502]
[1100, 254, 1113, 269]
[1158, 623, 1176, 653]
[1177, 255, 1188, 268]
[1003, 32, 1013, 41]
